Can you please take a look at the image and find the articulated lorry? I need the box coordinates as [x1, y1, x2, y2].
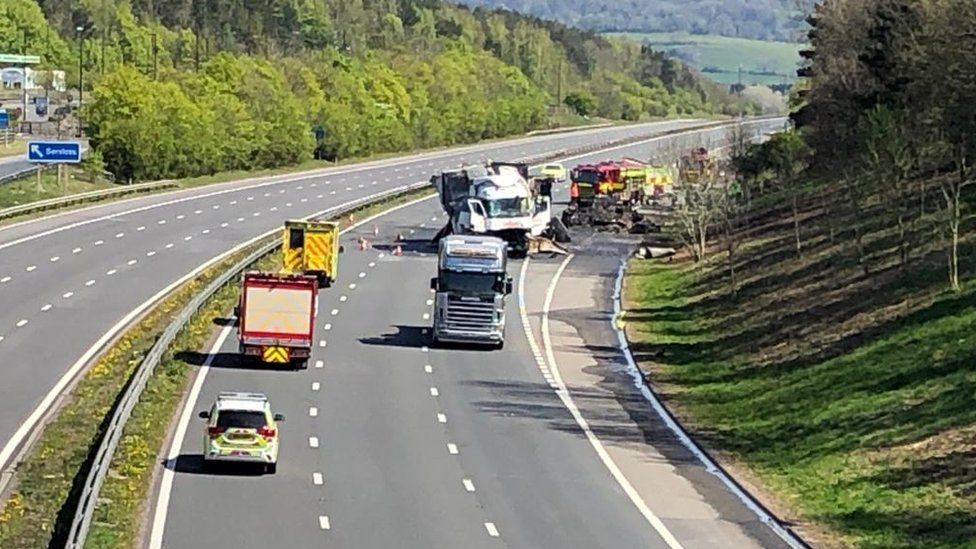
[430, 161, 569, 256]
[237, 272, 318, 369]
[430, 235, 511, 349]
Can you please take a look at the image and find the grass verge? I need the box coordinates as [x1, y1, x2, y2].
[0, 138, 27, 159]
[0, 188, 434, 548]
[623, 219, 976, 546]
[0, 167, 114, 210]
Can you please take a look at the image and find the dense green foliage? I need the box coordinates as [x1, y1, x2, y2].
[455, 0, 811, 42]
[1, 0, 755, 181]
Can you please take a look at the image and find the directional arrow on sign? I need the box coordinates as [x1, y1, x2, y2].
[30, 144, 43, 158]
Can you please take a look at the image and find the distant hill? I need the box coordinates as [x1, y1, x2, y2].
[455, 0, 811, 42]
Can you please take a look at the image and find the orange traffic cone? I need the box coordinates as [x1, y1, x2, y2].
[393, 245, 403, 256]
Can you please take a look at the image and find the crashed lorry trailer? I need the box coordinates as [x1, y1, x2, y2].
[429, 161, 570, 256]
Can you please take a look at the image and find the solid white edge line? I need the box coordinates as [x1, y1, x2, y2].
[147, 192, 441, 545]
[609, 262, 805, 549]
[148, 323, 234, 549]
[527, 254, 684, 549]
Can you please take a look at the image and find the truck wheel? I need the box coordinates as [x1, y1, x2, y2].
[265, 462, 277, 474]
[293, 359, 308, 370]
[494, 340, 505, 351]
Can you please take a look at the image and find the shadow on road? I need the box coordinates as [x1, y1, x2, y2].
[163, 454, 266, 476]
[371, 238, 438, 255]
[212, 316, 237, 327]
[175, 351, 298, 372]
[358, 325, 430, 348]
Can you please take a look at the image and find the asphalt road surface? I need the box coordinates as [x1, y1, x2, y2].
[151, 119, 790, 549]
[0, 119, 731, 474]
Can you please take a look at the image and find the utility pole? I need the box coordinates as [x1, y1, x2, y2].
[76, 25, 85, 138]
[557, 57, 563, 109]
[151, 32, 158, 80]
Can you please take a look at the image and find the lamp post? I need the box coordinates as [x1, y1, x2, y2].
[76, 25, 84, 137]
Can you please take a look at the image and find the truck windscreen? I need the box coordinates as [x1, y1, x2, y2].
[484, 197, 531, 218]
[439, 271, 500, 294]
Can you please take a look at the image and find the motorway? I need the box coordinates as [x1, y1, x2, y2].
[0, 154, 32, 181]
[0, 119, 727, 475]
[148, 119, 789, 548]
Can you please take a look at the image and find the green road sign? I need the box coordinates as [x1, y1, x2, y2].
[0, 54, 41, 64]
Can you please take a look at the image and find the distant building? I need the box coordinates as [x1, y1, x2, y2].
[0, 68, 66, 92]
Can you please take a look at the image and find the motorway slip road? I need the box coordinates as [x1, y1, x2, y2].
[150, 122, 790, 549]
[0, 120, 720, 478]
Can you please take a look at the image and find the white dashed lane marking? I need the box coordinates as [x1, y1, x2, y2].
[50, 256, 59, 262]
[437, 413, 447, 424]
[0, 277, 9, 283]
[424, 365, 433, 374]
[339, 295, 347, 302]
[463, 479, 476, 492]
[315, 360, 324, 369]
[41, 304, 52, 312]
[16, 319, 28, 327]
[25, 265, 36, 272]
[177, 215, 185, 220]
[137, 226, 146, 231]
[330, 309, 339, 316]
[85, 280, 95, 286]
[309, 437, 320, 448]
[147, 251, 157, 257]
[72, 247, 82, 254]
[221, 223, 229, 228]
[430, 387, 439, 397]
[309, 407, 318, 417]
[324, 323, 332, 331]
[358, 272, 366, 279]
[158, 220, 166, 225]
[94, 240, 104, 246]
[318, 516, 330, 530]
[312, 382, 321, 391]
[62, 292, 73, 299]
[313, 472, 323, 485]
[348, 283, 356, 289]
[127, 259, 137, 266]
[165, 243, 174, 249]
[107, 269, 117, 276]
[184, 236, 193, 241]
[115, 232, 125, 238]
[319, 340, 328, 348]
[448, 443, 459, 455]
[485, 523, 500, 537]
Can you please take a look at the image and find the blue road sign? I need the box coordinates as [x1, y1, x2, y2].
[0, 111, 8, 130]
[27, 141, 82, 164]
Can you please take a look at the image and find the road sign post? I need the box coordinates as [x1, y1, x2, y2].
[27, 140, 82, 164]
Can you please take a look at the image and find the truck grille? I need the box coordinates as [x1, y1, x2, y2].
[445, 296, 496, 332]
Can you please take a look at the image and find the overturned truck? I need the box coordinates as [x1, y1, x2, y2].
[430, 162, 570, 256]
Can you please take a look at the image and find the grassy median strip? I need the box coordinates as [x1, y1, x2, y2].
[0, 188, 433, 548]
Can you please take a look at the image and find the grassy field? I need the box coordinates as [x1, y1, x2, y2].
[608, 31, 803, 86]
[623, 197, 976, 547]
